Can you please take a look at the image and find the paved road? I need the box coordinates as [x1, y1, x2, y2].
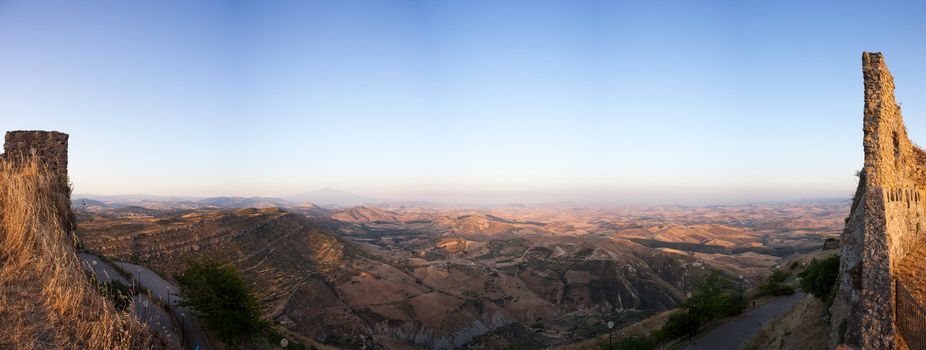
[684, 292, 805, 350]
[79, 254, 181, 348]
[114, 261, 214, 350]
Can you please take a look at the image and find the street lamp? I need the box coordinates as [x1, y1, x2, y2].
[687, 292, 693, 342]
[738, 275, 745, 309]
[180, 312, 186, 345]
[607, 320, 615, 350]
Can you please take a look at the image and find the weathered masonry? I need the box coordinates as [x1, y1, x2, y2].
[3, 130, 69, 182]
[831, 52, 926, 350]
[1, 130, 74, 231]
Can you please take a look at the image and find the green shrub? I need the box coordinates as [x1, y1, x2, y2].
[176, 256, 268, 346]
[760, 282, 795, 296]
[655, 272, 746, 341]
[600, 334, 655, 350]
[99, 280, 132, 310]
[689, 272, 744, 319]
[758, 269, 795, 296]
[799, 255, 840, 301]
[655, 310, 698, 340]
[769, 269, 789, 283]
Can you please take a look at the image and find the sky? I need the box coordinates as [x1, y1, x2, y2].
[2, 0, 926, 204]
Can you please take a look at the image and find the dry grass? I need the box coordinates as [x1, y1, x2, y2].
[553, 310, 677, 350]
[740, 294, 830, 350]
[0, 157, 161, 349]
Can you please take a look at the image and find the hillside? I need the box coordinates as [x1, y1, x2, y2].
[70, 201, 847, 349]
[0, 158, 159, 349]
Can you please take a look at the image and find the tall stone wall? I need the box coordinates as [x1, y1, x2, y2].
[831, 52, 926, 349]
[1, 130, 74, 231]
[3, 130, 69, 182]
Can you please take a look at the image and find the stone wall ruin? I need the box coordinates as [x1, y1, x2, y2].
[1, 130, 74, 231]
[831, 52, 926, 350]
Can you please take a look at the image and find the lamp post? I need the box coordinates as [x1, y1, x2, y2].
[607, 321, 614, 350]
[738, 275, 745, 309]
[180, 312, 185, 345]
[687, 292, 693, 342]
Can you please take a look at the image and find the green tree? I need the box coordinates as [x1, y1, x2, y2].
[176, 256, 268, 347]
[799, 255, 840, 301]
[653, 273, 751, 341]
[689, 272, 743, 321]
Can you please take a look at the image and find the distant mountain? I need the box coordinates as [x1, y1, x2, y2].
[285, 188, 383, 206]
[73, 193, 202, 202]
[72, 194, 201, 210]
[197, 196, 293, 208]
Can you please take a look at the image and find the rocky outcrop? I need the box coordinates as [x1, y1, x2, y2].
[831, 52, 926, 349]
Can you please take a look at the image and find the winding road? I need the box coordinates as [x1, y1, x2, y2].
[80, 254, 213, 350]
[114, 261, 214, 350]
[683, 292, 805, 350]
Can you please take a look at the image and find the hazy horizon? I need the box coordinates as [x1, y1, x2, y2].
[73, 186, 852, 207]
[4, 0, 926, 204]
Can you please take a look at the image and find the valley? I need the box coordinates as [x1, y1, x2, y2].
[74, 198, 848, 349]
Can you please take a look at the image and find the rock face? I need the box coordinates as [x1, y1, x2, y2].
[831, 52, 926, 349]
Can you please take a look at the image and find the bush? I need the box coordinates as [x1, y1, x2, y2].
[176, 256, 268, 346]
[601, 334, 655, 350]
[769, 269, 789, 283]
[655, 272, 746, 341]
[655, 311, 698, 340]
[98, 280, 132, 310]
[760, 282, 795, 296]
[689, 272, 745, 320]
[799, 255, 840, 301]
[758, 269, 795, 296]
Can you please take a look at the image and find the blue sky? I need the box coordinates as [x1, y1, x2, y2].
[1, 0, 926, 204]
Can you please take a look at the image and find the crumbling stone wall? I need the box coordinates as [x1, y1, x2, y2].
[3, 130, 69, 182]
[1, 130, 74, 231]
[832, 52, 926, 349]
